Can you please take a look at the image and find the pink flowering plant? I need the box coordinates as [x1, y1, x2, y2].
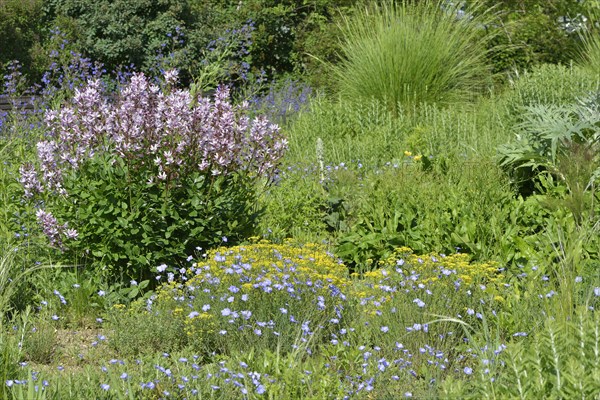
[20, 70, 287, 282]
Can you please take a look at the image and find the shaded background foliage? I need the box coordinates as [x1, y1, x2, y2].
[2, 0, 598, 87]
[1, 0, 361, 87]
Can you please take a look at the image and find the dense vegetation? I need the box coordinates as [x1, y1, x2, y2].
[1, 0, 600, 398]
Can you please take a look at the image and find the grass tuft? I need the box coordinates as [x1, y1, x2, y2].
[332, 0, 494, 113]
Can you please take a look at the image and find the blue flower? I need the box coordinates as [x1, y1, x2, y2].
[413, 298, 425, 308]
[157, 264, 168, 273]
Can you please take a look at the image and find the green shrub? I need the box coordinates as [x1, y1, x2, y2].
[496, 63, 599, 123]
[45, 0, 194, 75]
[498, 91, 600, 198]
[478, 0, 589, 75]
[258, 164, 329, 244]
[329, 159, 514, 272]
[20, 73, 287, 283]
[0, 0, 44, 78]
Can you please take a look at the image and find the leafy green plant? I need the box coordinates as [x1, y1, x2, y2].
[456, 308, 600, 399]
[20, 72, 286, 284]
[0, 0, 44, 79]
[257, 164, 329, 244]
[495, 63, 599, 125]
[474, 0, 592, 75]
[56, 156, 260, 283]
[330, 160, 514, 272]
[331, 0, 494, 113]
[498, 91, 600, 197]
[45, 0, 194, 75]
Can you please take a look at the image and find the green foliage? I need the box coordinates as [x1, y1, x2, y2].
[286, 96, 406, 166]
[480, 1, 585, 74]
[498, 91, 600, 197]
[55, 157, 260, 283]
[0, 0, 44, 78]
[456, 308, 600, 399]
[404, 99, 513, 159]
[258, 165, 329, 244]
[108, 304, 187, 358]
[45, 0, 194, 75]
[205, 0, 359, 80]
[0, 323, 21, 399]
[328, 159, 514, 272]
[331, 0, 494, 113]
[496, 63, 600, 123]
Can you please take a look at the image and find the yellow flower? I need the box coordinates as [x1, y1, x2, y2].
[413, 155, 422, 162]
[404, 151, 412, 157]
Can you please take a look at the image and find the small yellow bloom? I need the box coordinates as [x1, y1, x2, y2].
[404, 151, 412, 157]
[413, 155, 422, 162]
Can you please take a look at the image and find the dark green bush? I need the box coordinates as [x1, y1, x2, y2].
[472, 0, 594, 75]
[0, 0, 44, 78]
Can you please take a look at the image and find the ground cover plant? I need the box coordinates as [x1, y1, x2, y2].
[2, 0, 600, 398]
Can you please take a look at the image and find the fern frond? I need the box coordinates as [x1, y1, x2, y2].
[504, 342, 527, 400]
[545, 319, 563, 394]
[531, 332, 548, 394]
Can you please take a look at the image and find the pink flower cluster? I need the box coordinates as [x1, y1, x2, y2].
[24, 70, 286, 194]
[35, 209, 78, 249]
[21, 70, 287, 247]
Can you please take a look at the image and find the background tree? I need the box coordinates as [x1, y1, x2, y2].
[0, 0, 44, 79]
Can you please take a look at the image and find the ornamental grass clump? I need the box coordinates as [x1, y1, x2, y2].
[20, 71, 287, 283]
[332, 0, 493, 114]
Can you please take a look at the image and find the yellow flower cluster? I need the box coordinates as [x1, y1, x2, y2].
[185, 311, 216, 338]
[188, 240, 350, 290]
[363, 247, 503, 287]
[152, 241, 350, 339]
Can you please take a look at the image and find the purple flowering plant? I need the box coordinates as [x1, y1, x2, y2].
[20, 70, 286, 282]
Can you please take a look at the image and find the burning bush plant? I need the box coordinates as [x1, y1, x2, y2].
[20, 70, 287, 283]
